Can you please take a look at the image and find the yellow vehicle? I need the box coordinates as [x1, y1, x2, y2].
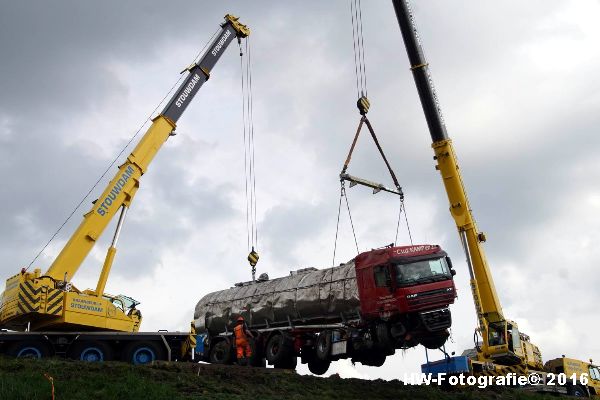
[545, 357, 600, 397]
[0, 15, 248, 363]
[391, 0, 597, 396]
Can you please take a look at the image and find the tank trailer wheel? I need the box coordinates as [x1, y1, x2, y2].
[7, 340, 51, 359]
[316, 331, 332, 361]
[274, 354, 297, 370]
[266, 333, 293, 365]
[124, 341, 165, 365]
[209, 339, 233, 365]
[308, 357, 331, 375]
[69, 340, 113, 362]
[248, 338, 266, 367]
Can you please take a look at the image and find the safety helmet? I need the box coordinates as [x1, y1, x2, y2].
[237, 316, 244, 322]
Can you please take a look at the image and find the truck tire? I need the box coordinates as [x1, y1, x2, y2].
[7, 340, 51, 359]
[69, 340, 113, 362]
[567, 384, 588, 397]
[360, 351, 386, 367]
[266, 333, 293, 365]
[376, 323, 395, 355]
[308, 358, 331, 375]
[419, 332, 449, 349]
[274, 355, 297, 370]
[124, 341, 165, 365]
[209, 339, 233, 365]
[248, 337, 266, 367]
[316, 331, 332, 361]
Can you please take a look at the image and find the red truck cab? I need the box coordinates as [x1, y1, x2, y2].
[355, 244, 457, 349]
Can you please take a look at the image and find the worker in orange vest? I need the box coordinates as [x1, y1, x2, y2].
[234, 316, 254, 364]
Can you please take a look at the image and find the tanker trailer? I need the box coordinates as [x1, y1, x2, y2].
[193, 244, 457, 375]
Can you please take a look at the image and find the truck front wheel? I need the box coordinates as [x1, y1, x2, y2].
[419, 332, 449, 349]
[376, 323, 395, 355]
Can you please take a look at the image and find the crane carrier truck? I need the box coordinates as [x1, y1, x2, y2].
[193, 244, 457, 375]
[391, 0, 599, 396]
[0, 14, 249, 364]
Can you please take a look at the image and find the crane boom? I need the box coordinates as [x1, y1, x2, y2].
[391, 0, 542, 369]
[45, 15, 249, 282]
[391, 0, 502, 326]
[0, 14, 249, 333]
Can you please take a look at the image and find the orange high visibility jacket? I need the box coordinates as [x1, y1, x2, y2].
[234, 323, 248, 342]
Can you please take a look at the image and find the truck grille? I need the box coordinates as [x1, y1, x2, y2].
[407, 287, 454, 308]
[419, 308, 451, 332]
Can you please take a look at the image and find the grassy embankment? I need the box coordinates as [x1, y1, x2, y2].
[0, 357, 559, 400]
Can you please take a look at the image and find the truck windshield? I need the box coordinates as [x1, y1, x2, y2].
[395, 258, 451, 286]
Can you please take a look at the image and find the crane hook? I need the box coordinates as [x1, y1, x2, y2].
[247, 247, 259, 281]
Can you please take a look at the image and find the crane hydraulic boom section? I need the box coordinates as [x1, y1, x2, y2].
[0, 14, 249, 333]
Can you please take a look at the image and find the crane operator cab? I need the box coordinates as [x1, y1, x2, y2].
[102, 294, 142, 329]
[485, 320, 525, 365]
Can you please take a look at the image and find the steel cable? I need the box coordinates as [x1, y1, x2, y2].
[25, 28, 222, 271]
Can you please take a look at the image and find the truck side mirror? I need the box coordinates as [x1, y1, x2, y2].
[446, 257, 456, 276]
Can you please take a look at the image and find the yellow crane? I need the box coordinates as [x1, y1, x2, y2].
[392, 0, 600, 397]
[0, 15, 249, 335]
[392, 3, 598, 396]
[391, 0, 541, 372]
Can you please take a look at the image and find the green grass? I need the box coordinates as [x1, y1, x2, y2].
[0, 357, 561, 400]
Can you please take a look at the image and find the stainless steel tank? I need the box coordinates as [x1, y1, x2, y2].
[194, 261, 360, 334]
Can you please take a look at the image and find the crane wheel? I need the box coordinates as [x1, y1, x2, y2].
[69, 340, 113, 362]
[7, 340, 51, 359]
[123, 341, 165, 365]
[567, 384, 589, 397]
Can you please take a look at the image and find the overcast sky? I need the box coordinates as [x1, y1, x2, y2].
[1, 0, 599, 380]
